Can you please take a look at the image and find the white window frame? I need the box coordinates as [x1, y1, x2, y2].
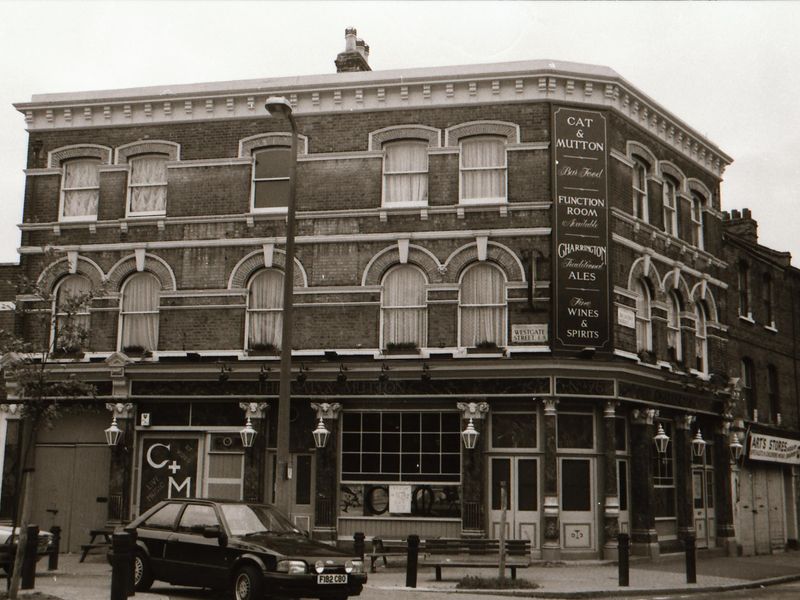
[662, 178, 678, 236]
[635, 279, 652, 353]
[695, 302, 708, 375]
[458, 135, 508, 205]
[245, 269, 284, 350]
[51, 274, 91, 351]
[632, 157, 649, 223]
[250, 146, 291, 214]
[457, 262, 508, 348]
[381, 140, 429, 208]
[690, 193, 705, 250]
[59, 158, 100, 222]
[380, 264, 428, 349]
[126, 154, 168, 218]
[667, 291, 682, 362]
[117, 272, 161, 352]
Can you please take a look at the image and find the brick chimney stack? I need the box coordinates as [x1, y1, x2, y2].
[335, 27, 371, 73]
[723, 207, 759, 244]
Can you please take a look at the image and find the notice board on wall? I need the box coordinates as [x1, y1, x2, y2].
[138, 437, 199, 513]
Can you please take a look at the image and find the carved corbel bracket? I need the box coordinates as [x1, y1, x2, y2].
[457, 401, 489, 420]
[604, 400, 619, 418]
[311, 402, 342, 421]
[239, 402, 269, 420]
[0, 404, 21, 418]
[631, 407, 657, 425]
[543, 398, 559, 416]
[105, 402, 134, 419]
[676, 413, 695, 430]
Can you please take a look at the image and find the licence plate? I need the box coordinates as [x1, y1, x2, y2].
[317, 574, 348, 584]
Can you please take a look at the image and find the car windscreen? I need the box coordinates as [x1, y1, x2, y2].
[220, 504, 302, 536]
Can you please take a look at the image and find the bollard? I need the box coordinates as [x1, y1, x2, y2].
[405, 534, 419, 588]
[353, 532, 365, 561]
[48, 526, 61, 572]
[125, 528, 137, 597]
[110, 531, 133, 600]
[21, 524, 39, 590]
[617, 533, 629, 587]
[684, 533, 696, 584]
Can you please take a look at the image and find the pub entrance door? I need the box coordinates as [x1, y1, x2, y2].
[559, 457, 596, 552]
[489, 457, 540, 550]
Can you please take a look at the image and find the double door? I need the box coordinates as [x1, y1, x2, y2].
[488, 456, 539, 548]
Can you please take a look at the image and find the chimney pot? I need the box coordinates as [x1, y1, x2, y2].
[345, 27, 357, 52]
[335, 27, 371, 73]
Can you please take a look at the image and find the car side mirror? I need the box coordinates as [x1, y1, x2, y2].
[202, 525, 228, 547]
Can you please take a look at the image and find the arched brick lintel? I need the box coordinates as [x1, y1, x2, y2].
[228, 249, 308, 289]
[362, 244, 442, 286]
[37, 256, 105, 293]
[444, 242, 525, 284]
[106, 254, 177, 292]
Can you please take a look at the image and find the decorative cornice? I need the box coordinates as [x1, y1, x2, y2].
[457, 401, 489, 420]
[239, 401, 269, 419]
[16, 59, 731, 176]
[106, 402, 134, 419]
[311, 402, 342, 420]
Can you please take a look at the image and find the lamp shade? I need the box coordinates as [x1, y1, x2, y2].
[729, 432, 744, 462]
[312, 418, 330, 449]
[240, 417, 257, 448]
[691, 429, 707, 458]
[461, 418, 480, 450]
[104, 416, 122, 447]
[265, 96, 293, 118]
[653, 423, 670, 455]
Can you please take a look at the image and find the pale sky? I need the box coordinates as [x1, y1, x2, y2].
[0, 1, 797, 265]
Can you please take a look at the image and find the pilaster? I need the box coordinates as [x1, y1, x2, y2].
[105, 402, 134, 524]
[629, 408, 659, 558]
[458, 401, 489, 537]
[542, 398, 560, 560]
[674, 414, 695, 542]
[602, 401, 620, 560]
[240, 402, 269, 503]
[311, 402, 341, 541]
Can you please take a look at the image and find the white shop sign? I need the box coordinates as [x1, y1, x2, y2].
[749, 433, 800, 464]
[617, 306, 636, 329]
[511, 324, 548, 344]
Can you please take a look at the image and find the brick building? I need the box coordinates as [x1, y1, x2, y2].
[0, 31, 795, 559]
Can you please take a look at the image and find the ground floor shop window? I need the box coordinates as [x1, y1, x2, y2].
[652, 420, 676, 518]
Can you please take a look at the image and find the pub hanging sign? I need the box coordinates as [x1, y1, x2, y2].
[552, 107, 611, 351]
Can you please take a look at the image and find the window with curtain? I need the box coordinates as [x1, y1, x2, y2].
[252, 147, 291, 210]
[651, 420, 676, 518]
[120, 272, 160, 352]
[763, 273, 774, 327]
[459, 263, 506, 347]
[460, 136, 506, 203]
[383, 141, 428, 206]
[53, 275, 91, 352]
[695, 301, 708, 374]
[741, 358, 756, 419]
[128, 154, 168, 215]
[667, 291, 682, 362]
[662, 177, 678, 236]
[632, 157, 649, 222]
[635, 279, 652, 353]
[61, 158, 100, 220]
[738, 262, 751, 318]
[247, 269, 284, 350]
[381, 265, 427, 348]
[690, 193, 705, 249]
[767, 365, 780, 422]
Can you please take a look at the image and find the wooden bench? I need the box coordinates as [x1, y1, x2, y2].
[79, 528, 114, 563]
[422, 538, 531, 581]
[366, 537, 414, 572]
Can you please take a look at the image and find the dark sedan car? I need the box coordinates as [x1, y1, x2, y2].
[128, 499, 366, 600]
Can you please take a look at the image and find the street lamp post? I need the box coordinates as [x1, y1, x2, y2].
[265, 97, 298, 515]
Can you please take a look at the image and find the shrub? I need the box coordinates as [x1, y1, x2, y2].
[456, 575, 538, 590]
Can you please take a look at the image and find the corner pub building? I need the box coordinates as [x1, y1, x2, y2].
[0, 30, 793, 560]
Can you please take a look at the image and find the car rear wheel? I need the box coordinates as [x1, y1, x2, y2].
[233, 564, 264, 600]
[134, 551, 154, 592]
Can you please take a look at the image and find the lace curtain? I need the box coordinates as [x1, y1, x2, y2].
[460, 263, 505, 346]
[55, 275, 91, 349]
[62, 159, 100, 217]
[382, 265, 427, 346]
[383, 141, 428, 205]
[130, 155, 167, 213]
[460, 136, 505, 201]
[121, 273, 160, 351]
[248, 269, 284, 348]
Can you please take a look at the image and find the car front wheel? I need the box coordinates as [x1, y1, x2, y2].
[233, 564, 264, 600]
[134, 551, 154, 592]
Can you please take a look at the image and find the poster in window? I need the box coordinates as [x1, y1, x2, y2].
[139, 438, 199, 513]
[389, 485, 412, 514]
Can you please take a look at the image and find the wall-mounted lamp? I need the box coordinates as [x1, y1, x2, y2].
[461, 418, 480, 450]
[378, 363, 389, 383]
[654, 423, 670, 455]
[219, 364, 232, 383]
[729, 432, 744, 462]
[421, 363, 431, 382]
[104, 416, 122, 447]
[297, 363, 308, 384]
[312, 418, 330, 449]
[240, 416, 257, 448]
[337, 364, 348, 383]
[691, 429, 707, 458]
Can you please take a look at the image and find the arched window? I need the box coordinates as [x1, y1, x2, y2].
[128, 154, 168, 215]
[634, 279, 652, 353]
[252, 147, 291, 211]
[662, 177, 678, 236]
[694, 301, 708, 375]
[767, 364, 780, 423]
[53, 274, 91, 353]
[738, 262, 751, 318]
[741, 358, 756, 420]
[247, 269, 284, 350]
[763, 273, 774, 327]
[382, 141, 428, 206]
[460, 136, 507, 204]
[119, 272, 160, 352]
[690, 193, 705, 249]
[667, 291, 682, 362]
[381, 265, 427, 348]
[61, 158, 101, 220]
[459, 263, 506, 347]
[632, 156, 649, 222]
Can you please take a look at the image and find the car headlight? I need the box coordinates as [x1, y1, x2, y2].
[276, 560, 306, 574]
[345, 560, 363, 574]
